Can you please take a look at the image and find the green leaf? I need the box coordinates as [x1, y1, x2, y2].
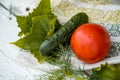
[90, 63, 119, 80]
[14, 15, 57, 50]
[30, 0, 51, 16]
[16, 0, 52, 36]
[31, 15, 57, 36]
[11, 34, 46, 62]
[114, 64, 120, 80]
[12, 0, 61, 62]
[12, 34, 43, 50]
[13, 14, 57, 63]
[16, 16, 32, 36]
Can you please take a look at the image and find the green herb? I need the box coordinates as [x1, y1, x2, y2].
[38, 45, 89, 80]
[11, 0, 61, 62]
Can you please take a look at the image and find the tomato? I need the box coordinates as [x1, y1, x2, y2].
[70, 23, 111, 64]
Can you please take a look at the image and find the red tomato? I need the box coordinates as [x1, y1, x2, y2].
[70, 23, 111, 64]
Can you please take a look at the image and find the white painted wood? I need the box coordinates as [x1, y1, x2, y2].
[0, 0, 52, 80]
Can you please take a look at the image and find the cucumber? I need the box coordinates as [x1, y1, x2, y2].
[39, 12, 88, 56]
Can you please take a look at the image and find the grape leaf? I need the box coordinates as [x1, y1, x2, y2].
[31, 15, 57, 36]
[90, 63, 120, 80]
[12, 14, 57, 62]
[16, 0, 52, 36]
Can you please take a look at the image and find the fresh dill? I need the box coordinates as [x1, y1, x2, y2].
[38, 44, 90, 80]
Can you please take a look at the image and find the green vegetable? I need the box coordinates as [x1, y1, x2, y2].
[90, 63, 120, 80]
[39, 13, 88, 56]
[12, 0, 61, 62]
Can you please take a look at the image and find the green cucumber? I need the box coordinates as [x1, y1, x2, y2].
[39, 12, 88, 56]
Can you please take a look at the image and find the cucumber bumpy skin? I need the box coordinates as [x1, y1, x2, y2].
[39, 12, 89, 56]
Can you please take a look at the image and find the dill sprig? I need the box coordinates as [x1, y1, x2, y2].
[38, 44, 90, 80]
